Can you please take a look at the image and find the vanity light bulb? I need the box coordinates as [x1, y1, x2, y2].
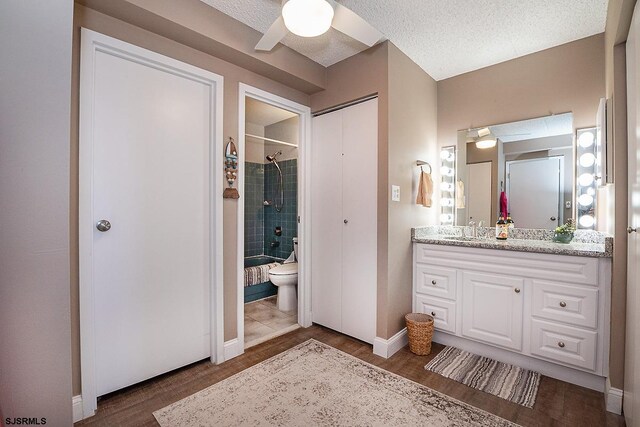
[440, 182, 453, 192]
[578, 194, 594, 207]
[578, 173, 595, 187]
[440, 166, 451, 176]
[579, 153, 596, 168]
[578, 131, 595, 148]
[440, 150, 450, 160]
[587, 187, 596, 196]
[579, 215, 596, 228]
[440, 214, 453, 223]
[441, 198, 453, 207]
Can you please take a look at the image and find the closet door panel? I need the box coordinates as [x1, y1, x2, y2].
[341, 99, 378, 344]
[311, 110, 343, 331]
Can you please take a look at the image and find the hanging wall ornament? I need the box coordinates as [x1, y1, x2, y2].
[223, 137, 240, 199]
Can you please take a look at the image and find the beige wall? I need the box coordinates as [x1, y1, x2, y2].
[603, 0, 637, 391]
[0, 0, 74, 424]
[70, 4, 311, 395]
[385, 44, 438, 338]
[76, 0, 326, 94]
[438, 33, 615, 385]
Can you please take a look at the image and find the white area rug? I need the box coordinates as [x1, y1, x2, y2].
[154, 339, 516, 426]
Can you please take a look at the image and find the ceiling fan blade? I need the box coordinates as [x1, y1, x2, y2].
[255, 16, 288, 51]
[329, 2, 383, 47]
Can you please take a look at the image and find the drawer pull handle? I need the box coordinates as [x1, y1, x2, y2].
[431, 280, 437, 285]
[559, 301, 567, 308]
[558, 341, 565, 348]
[514, 288, 521, 294]
[431, 311, 436, 317]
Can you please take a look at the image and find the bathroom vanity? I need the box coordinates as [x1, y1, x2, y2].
[412, 226, 613, 392]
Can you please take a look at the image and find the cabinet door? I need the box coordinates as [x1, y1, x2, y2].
[462, 271, 524, 350]
[310, 109, 343, 332]
[341, 99, 378, 344]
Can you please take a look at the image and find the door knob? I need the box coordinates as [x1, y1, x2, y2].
[344, 219, 348, 224]
[628, 227, 638, 234]
[96, 220, 111, 232]
[550, 217, 557, 221]
[514, 288, 521, 294]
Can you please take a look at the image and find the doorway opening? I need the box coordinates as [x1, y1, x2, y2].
[236, 85, 311, 354]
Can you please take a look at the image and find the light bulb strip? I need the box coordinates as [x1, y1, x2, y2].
[440, 146, 456, 225]
[575, 128, 597, 230]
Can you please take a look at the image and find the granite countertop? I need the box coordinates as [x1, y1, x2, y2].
[411, 226, 613, 258]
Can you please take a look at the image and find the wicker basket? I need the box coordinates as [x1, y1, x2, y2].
[405, 313, 434, 355]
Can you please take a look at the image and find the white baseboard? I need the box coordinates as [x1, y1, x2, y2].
[72, 395, 84, 422]
[373, 328, 408, 359]
[605, 378, 623, 414]
[223, 338, 243, 361]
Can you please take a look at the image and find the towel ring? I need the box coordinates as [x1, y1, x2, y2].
[416, 160, 432, 174]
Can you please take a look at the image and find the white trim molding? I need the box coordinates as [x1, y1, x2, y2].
[373, 328, 408, 358]
[223, 338, 244, 361]
[236, 84, 313, 356]
[72, 395, 85, 422]
[605, 378, 623, 414]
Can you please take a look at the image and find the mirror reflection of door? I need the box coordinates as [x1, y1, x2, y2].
[506, 157, 562, 229]
[467, 162, 492, 225]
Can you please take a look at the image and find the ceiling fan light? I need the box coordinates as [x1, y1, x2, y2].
[282, 0, 334, 38]
[475, 135, 497, 149]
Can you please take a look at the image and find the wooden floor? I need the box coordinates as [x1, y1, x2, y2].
[76, 325, 626, 427]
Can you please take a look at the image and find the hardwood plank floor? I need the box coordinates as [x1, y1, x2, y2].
[76, 325, 626, 426]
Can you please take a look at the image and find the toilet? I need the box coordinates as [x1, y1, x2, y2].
[269, 238, 298, 312]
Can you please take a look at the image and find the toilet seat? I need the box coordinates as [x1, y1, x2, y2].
[269, 263, 298, 276]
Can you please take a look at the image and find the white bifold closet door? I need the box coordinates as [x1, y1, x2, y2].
[80, 30, 219, 397]
[311, 98, 378, 344]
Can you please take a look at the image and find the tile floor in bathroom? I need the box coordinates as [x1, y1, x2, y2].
[244, 296, 299, 348]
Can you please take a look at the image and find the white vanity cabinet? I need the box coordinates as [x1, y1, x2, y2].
[412, 243, 611, 391]
[461, 271, 524, 351]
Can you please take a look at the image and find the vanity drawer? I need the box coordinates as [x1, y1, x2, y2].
[532, 280, 598, 329]
[414, 295, 456, 334]
[530, 319, 597, 371]
[415, 264, 457, 300]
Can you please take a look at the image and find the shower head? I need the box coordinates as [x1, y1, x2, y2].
[266, 151, 282, 162]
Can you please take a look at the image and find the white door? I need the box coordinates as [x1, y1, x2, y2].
[507, 157, 562, 229]
[462, 272, 524, 350]
[467, 162, 492, 225]
[311, 99, 378, 344]
[341, 99, 377, 344]
[80, 30, 222, 399]
[626, 4, 640, 424]
[311, 109, 343, 332]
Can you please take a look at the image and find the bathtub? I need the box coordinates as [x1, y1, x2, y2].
[244, 256, 283, 303]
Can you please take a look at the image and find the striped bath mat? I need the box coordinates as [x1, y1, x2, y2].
[425, 346, 540, 408]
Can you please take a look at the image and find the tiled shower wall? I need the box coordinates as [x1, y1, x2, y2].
[264, 159, 297, 259]
[244, 159, 297, 259]
[244, 162, 264, 257]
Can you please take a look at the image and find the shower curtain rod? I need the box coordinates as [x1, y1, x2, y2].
[245, 133, 298, 148]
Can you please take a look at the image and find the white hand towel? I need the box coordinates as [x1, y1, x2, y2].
[456, 180, 465, 209]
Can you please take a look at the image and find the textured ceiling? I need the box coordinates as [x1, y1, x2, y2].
[201, 0, 607, 81]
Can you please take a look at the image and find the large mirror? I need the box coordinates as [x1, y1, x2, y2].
[454, 113, 576, 229]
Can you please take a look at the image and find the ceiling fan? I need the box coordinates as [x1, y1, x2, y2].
[255, 0, 384, 51]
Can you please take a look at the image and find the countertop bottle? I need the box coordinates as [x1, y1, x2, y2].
[496, 215, 508, 240]
[506, 213, 515, 230]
